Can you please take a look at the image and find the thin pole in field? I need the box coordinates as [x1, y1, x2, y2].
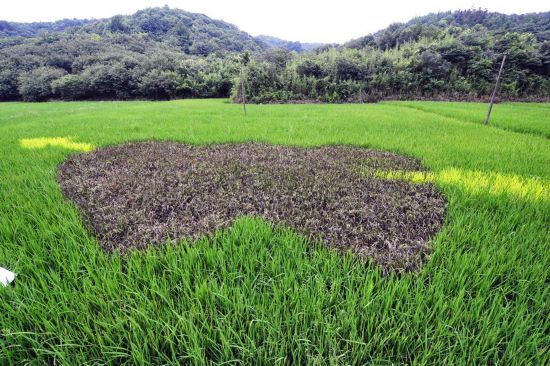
[240, 64, 247, 116]
[484, 54, 506, 126]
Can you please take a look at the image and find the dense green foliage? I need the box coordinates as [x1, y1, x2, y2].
[390, 101, 550, 138]
[0, 7, 262, 101]
[256, 35, 325, 53]
[239, 9, 550, 103]
[0, 18, 93, 38]
[347, 9, 550, 49]
[0, 6, 265, 54]
[0, 100, 548, 364]
[0, 8, 549, 102]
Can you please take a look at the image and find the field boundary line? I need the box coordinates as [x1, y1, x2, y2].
[391, 103, 550, 140]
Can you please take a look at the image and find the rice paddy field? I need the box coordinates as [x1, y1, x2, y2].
[0, 99, 549, 365]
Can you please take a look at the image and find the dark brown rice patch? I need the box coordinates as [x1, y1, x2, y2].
[57, 142, 446, 272]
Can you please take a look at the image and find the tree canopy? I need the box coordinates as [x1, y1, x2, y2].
[241, 9, 549, 103]
[0, 7, 548, 102]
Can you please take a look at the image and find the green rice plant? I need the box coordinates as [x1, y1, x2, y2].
[0, 100, 548, 365]
[389, 101, 550, 138]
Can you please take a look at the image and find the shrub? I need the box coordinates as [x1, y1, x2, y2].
[52, 74, 89, 100]
[0, 61, 19, 101]
[18, 67, 66, 102]
[138, 69, 178, 100]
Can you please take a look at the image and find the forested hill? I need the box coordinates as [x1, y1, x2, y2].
[255, 35, 325, 53]
[241, 9, 550, 103]
[0, 6, 267, 101]
[346, 9, 550, 49]
[0, 6, 266, 54]
[0, 19, 95, 38]
[0, 7, 548, 102]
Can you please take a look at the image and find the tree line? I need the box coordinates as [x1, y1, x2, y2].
[0, 8, 548, 102]
[237, 31, 549, 103]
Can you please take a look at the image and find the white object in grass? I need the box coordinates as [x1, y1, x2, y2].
[0, 267, 15, 287]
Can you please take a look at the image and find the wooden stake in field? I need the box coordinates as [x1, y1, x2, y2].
[240, 52, 250, 116]
[484, 54, 506, 126]
[240, 64, 247, 116]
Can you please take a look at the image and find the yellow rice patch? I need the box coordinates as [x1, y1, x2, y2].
[20, 137, 93, 152]
[376, 168, 549, 202]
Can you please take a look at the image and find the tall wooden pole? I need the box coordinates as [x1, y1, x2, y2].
[240, 64, 247, 116]
[484, 54, 506, 126]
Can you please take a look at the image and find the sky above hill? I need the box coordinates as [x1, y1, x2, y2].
[1, 0, 548, 43]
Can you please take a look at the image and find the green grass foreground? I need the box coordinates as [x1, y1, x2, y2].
[0, 99, 549, 365]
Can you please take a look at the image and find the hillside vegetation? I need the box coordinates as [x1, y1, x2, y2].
[0, 7, 548, 102]
[241, 9, 550, 103]
[0, 18, 94, 38]
[255, 35, 325, 52]
[0, 6, 265, 53]
[0, 7, 264, 101]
